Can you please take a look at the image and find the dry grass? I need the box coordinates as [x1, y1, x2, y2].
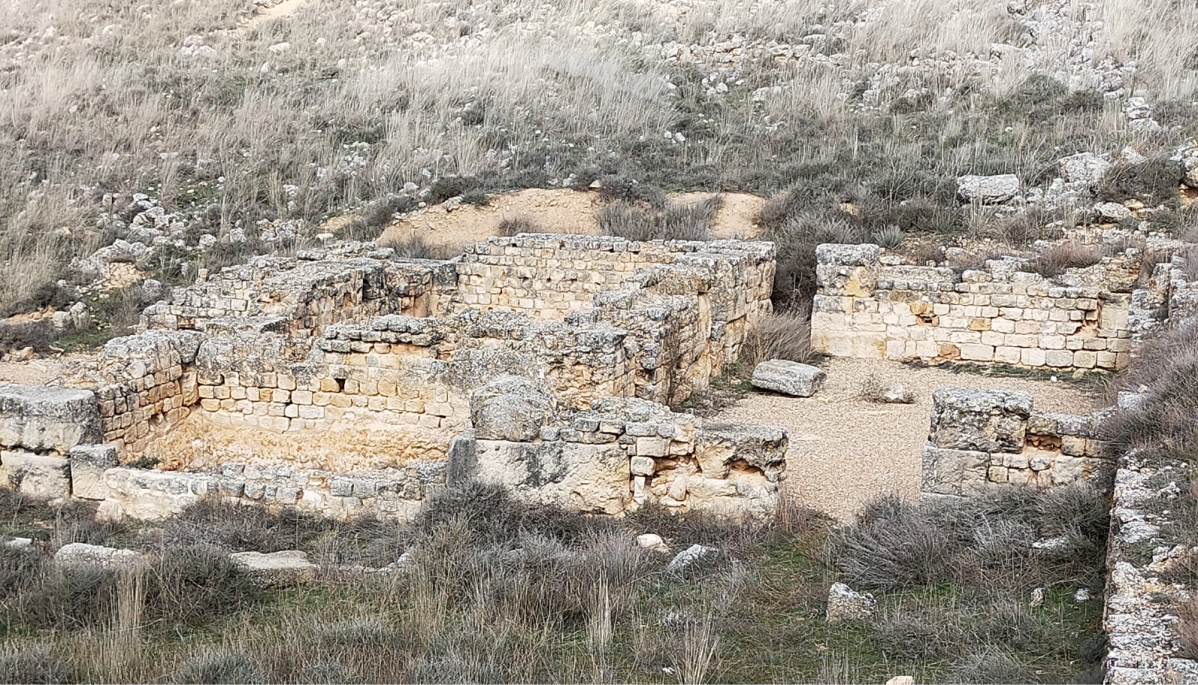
[1, 0, 1195, 312]
[738, 308, 815, 366]
[599, 195, 721, 242]
[1025, 242, 1108, 279]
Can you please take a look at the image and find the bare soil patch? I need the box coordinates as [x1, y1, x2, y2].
[714, 357, 1105, 522]
[376, 189, 762, 251]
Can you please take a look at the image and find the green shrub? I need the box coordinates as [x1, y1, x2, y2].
[429, 176, 482, 204]
[460, 189, 490, 206]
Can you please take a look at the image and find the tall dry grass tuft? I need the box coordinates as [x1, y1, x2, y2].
[739, 308, 815, 366]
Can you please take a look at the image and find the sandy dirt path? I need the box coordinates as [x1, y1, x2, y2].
[714, 357, 1106, 522]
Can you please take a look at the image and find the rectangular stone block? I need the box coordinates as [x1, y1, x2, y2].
[929, 388, 1031, 453]
[921, 445, 990, 497]
[0, 385, 101, 454]
[1, 451, 71, 499]
[68, 444, 119, 500]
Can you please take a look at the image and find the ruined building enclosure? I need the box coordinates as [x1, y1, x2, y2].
[1, 235, 783, 521]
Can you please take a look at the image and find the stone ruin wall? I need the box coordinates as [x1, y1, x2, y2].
[920, 388, 1115, 500]
[812, 243, 1145, 371]
[0, 234, 783, 523]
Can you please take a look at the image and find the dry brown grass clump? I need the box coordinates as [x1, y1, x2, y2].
[599, 195, 721, 242]
[738, 308, 814, 366]
[1025, 242, 1107, 279]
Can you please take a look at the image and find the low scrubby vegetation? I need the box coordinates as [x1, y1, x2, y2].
[600, 195, 721, 242]
[0, 481, 1107, 683]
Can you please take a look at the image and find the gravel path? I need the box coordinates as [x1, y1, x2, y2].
[714, 357, 1107, 522]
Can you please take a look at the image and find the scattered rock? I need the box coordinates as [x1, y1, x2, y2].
[1030, 587, 1045, 607]
[956, 174, 1021, 204]
[667, 544, 717, 572]
[886, 677, 915, 685]
[229, 550, 319, 587]
[1094, 201, 1133, 222]
[54, 542, 141, 568]
[443, 196, 463, 212]
[3, 537, 32, 550]
[874, 384, 914, 404]
[1075, 588, 1090, 603]
[96, 499, 125, 523]
[826, 582, 877, 623]
[751, 360, 827, 397]
[637, 533, 669, 553]
[1058, 152, 1110, 188]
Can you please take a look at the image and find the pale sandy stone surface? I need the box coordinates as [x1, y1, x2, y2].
[714, 356, 1104, 522]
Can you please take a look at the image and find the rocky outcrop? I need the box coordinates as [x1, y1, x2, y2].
[826, 583, 877, 623]
[956, 174, 1021, 204]
[229, 550, 319, 587]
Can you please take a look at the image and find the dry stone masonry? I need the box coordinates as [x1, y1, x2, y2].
[808, 240, 1193, 371]
[921, 388, 1114, 499]
[0, 235, 784, 521]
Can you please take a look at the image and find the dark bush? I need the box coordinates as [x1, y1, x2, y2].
[497, 216, 544, 237]
[1097, 157, 1183, 206]
[417, 480, 612, 545]
[460, 189, 490, 206]
[362, 195, 417, 228]
[738, 309, 814, 366]
[598, 195, 720, 242]
[142, 545, 260, 625]
[15, 564, 118, 629]
[429, 176, 482, 204]
[0, 546, 45, 601]
[765, 209, 868, 310]
[1101, 320, 1198, 460]
[595, 176, 666, 205]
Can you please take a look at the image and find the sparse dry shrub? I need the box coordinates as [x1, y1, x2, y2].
[739, 308, 814, 366]
[1098, 157, 1184, 206]
[1101, 319, 1198, 461]
[765, 208, 869, 310]
[0, 643, 68, 685]
[141, 545, 260, 626]
[1176, 598, 1198, 659]
[497, 216, 544, 237]
[178, 650, 264, 685]
[1024, 242, 1106, 279]
[599, 195, 720, 242]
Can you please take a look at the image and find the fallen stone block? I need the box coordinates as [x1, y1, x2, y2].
[0, 384, 101, 454]
[956, 174, 1020, 204]
[54, 542, 141, 568]
[751, 360, 826, 397]
[636, 533, 669, 553]
[667, 544, 717, 572]
[826, 582, 877, 623]
[229, 550, 319, 588]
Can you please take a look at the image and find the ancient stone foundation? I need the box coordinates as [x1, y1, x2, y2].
[0, 235, 784, 521]
[920, 388, 1115, 499]
[809, 241, 1194, 371]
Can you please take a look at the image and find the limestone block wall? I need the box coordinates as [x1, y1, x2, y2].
[140, 246, 456, 337]
[920, 388, 1114, 499]
[462, 393, 788, 520]
[85, 331, 201, 455]
[0, 384, 103, 498]
[812, 244, 1136, 371]
[99, 460, 446, 522]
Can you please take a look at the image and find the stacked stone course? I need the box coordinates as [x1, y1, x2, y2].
[921, 388, 1114, 499]
[812, 244, 1140, 370]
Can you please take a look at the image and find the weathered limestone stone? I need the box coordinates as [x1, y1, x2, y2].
[921, 445, 990, 497]
[0, 384, 101, 453]
[1, 451, 70, 499]
[446, 430, 476, 486]
[667, 544, 717, 572]
[636, 533, 669, 553]
[814, 243, 882, 267]
[874, 384, 915, 404]
[929, 388, 1032, 453]
[751, 360, 826, 397]
[473, 440, 629, 515]
[68, 444, 119, 500]
[102, 468, 202, 520]
[694, 423, 787, 481]
[470, 376, 556, 442]
[956, 174, 1020, 204]
[229, 550, 319, 587]
[54, 542, 141, 568]
[826, 582, 877, 623]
